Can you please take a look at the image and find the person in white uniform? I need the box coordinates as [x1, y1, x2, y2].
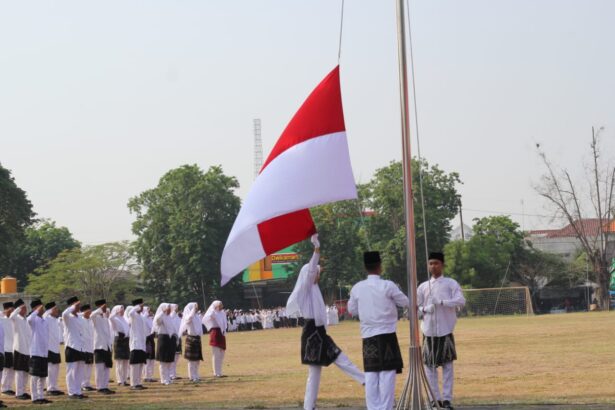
[179, 302, 203, 382]
[153, 303, 176, 385]
[127, 299, 148, 390]
[287, 234, 365, 410]
[141, 306, 156, 382]
[79, 304, 95, 392]
[10, 298, 31, 401]
[202, 301, 228, 378]
[0, 302, 15, 397]
[0, 303, 5, 408]
[417, 252, 466, 410]
[27, 299, 51, 404]
[169, 304, 182, 380]
[109, 305, 130, 386]
[348, 251, 409, 410]
[62, 296, 89, 400]
[90, 299, 115, 395]
[43, 302, 64, 396]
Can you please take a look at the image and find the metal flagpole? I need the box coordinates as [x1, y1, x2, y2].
[394, 0, 439, 408]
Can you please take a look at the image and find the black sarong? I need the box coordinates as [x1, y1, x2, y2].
[28, 356, 48, 378]
[13, 350, 30, 372]
[156, 334, 176, 363]
[94, 349, 113, 368]
[84, 352, 94, 365]
[65, 346, 85, 363]
[145, 334, 156, 360]
[184, 335, 203, 361]
[48, 351, 61, 365]
[175, 337, 182, 354]
[300, 319, 341, 366]
[3, 352, 13, 369]
[114, 333, 130, 360]
[0, 353, 4, 371]
[362, 332, 403, 374]
[422, 333, 457, 368]
[129, 349, 147, 365]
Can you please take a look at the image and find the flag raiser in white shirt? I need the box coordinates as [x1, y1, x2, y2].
[286, 250, 327, 327]
[417, 275, 466, 337]
[348, 274, 409, 338]
[62, 304, 88, 352]
[91, 307, 113, 351]
[27, 312, 48, 358]
[10, 309, 31, 354]
[43, 311, 62, 354]
[127, 307, 148, 351]
[79, 315, 94, 353]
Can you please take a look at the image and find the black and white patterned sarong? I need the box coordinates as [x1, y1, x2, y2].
[184, 335, 203, 361]
[156, 334, 176, 363]
[48, 351, 61, 365]
[13, 350, 30, 372]
[422, 333, 457, 368]
[28, 356, 48, 378]
[362, 332, 403, 374]
[3, 352, 13, 369]
[65, 346, 85, 363]
[129, 349, 147, 365]
[94, 349, 113, 368]
[145, 334, 156, 360]
[114, 333, 130, 360]
[300, 319, 341, 367]
[0, 353, 4, 371]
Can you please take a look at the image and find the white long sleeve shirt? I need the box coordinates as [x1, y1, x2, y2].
[43, 312, 62, 354]
[0, 314, 12, 354]
[128, 308, 148, 351]
[286, 251, 327, 326]
[417, 275, 466, 337]
[10, 309, 32, 355]
[348, 274, 409, 338]
[27, 312, 48, 358]
[62, 305, 87, 352]
[79, 316, 94, 353]
[154, 314, 175, 336]
[91, 308, 113, 351]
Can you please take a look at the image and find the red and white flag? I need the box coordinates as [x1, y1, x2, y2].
[220, 66, 357, 285]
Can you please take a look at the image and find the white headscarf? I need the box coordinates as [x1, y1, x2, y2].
[203, 301, 227, 334]
[179, 302, 202, 336]
[109, 305, 129, 335]
[152, 303, 175, 336]
[286, 261, 327, 326]
[141, 306, 153, 333]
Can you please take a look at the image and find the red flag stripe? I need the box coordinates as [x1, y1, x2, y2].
[260, 66, 345, 172]
[257, 209, 316, 255]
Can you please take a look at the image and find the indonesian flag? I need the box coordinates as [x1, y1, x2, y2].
[220, 66, 357, 286]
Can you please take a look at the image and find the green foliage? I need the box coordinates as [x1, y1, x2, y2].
[362, 160, 461, 290]
[128, 165, 241, 306]
[9, 220, 80, 287]
[0, 163, 35, 275]
[26, 242, 138, 305]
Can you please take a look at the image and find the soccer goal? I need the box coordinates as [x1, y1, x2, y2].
[460, 286, 534, 316]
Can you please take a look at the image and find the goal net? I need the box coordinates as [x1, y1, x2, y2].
[460, 286, 534, 316]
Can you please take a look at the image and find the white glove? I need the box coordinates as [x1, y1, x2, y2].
[421, 304, 435, 314]
[311, 234, 320, 248]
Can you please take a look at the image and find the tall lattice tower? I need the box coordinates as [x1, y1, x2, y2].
[253, 119, 263, 179]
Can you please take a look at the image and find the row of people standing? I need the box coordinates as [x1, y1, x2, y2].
[0, 297, 228, 406]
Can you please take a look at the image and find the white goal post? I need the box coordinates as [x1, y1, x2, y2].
[460, 286, 534, 316]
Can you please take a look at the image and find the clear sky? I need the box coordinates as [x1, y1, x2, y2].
[1, 0, 614, 244]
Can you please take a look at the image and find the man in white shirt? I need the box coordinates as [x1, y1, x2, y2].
[287, 234, 365, 410]
[127, 299, 148, 390]
[141, 306, 156, 383]
[43, 302, 64, 396]
[10, 298, 31, 401]
[27, 300, 51, 404]
[91, 299, 115, 395]
[62, 296, 88, 399]
[348, 251, 409, 410]
[79, 304, 95, 392]
[417, 252, 465, 410]
[0, 302, 15, 397]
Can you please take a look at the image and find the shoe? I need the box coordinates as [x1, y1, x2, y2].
[47, 390, 64, 396]
[16, 394, 29, 400]
[442, 400, 454, 409]
[98, 388, 112, 395]
[1, 390, 14, 396]
[431, 401, 443, 409]
[130, 385, 145, 390]
[42, 399, 53, 403]
[82, 386, 96, 392]
[24, 392, 32, 399]
[0, 402, 6, 408]
[123, 382, 130, 386]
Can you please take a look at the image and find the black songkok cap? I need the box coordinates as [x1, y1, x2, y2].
[66, 296, 79, 306]
[132, 298, 143, 306]
[3, 302, 14, 310]
[363, 251, 382, 265]
[428, 252, 445, 263]
[14, 299, 24, 308]
[30, 300, 43, 309]
[95, 299, 106, 307]
[45, 302, 56, 310]
[80, 304, 91, 312]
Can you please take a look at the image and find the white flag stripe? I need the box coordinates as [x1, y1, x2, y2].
[221, 224, 265, 286]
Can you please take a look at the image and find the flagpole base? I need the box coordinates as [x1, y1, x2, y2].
[396, 346, 440, 410]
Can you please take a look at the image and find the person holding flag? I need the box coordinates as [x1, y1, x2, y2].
[287, 234, 364, 410]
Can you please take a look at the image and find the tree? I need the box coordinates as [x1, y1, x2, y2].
[0, 163, 35, 275]
[128, 165, 241, 306]
[9, 220, 80, 286]
[535, 127, 615, 309]
[361, 160, 461, 290]
[26, 242, 138, 304]
[292, 200, 367, 303]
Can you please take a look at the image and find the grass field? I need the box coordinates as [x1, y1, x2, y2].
[2, 311, 614, 409]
